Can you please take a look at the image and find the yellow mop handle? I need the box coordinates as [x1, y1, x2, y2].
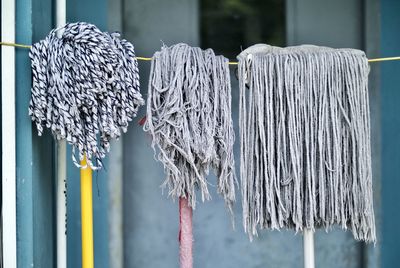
[81, 156, 94, 268]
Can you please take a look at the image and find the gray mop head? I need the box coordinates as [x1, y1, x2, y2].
[144, 43, 236, 211]
[238, 44, 375, 242]
[29, 22, 144, 169]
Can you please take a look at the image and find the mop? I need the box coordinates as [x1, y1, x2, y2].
[29, 22, 144, 267]
[238, 44, 375, 265]
[144, 43, 236, 268]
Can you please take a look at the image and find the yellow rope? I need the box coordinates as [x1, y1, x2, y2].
[135, 56, 152, 61]
[1, 41, 32, 49]
[1, 41, 399, 64]
[367, 56, 400, 63]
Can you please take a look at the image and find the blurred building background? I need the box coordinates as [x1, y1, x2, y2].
[2, 0, 400, 267]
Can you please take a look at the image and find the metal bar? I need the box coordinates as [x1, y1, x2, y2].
[56, 141, 67, 268]
[303, 229, 315, 268]
[55, 0, 67, 267]
[108, 140, 123, 268]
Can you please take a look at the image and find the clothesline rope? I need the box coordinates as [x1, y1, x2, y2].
[1, 41, 400, 64]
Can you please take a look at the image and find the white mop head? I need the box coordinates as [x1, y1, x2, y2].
[29, 22, 144, 169]
[238, 44, 375, 242]
[144, 43, 236, 212]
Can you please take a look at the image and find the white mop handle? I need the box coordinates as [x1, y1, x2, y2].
[57, 141, 67, 268]
[303, 228, 315, 268]
[56, 0, 66, 28]
[56, 0, 66, 267]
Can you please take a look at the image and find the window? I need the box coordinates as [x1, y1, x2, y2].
[201, 0, 286, 59]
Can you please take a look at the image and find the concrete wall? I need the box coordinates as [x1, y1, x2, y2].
[121, 1, 200, 267]
[117, 0, 381, 267]
[286, 0, 381, 267]
[67, 1, 110, 267]
[381, 0, 400, 266]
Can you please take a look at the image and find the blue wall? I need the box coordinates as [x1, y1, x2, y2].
[66, 1, 109, 268]
[15, 0, 34, 266]
[31, 1, 57, 267]
[9, 0, 399, 266]
[381, 0, 400, 267]
[120, 0, 378, 267]
[13, 0, 110, 266]
[15, 0, 56, 267]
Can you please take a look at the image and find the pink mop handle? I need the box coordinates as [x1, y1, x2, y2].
[179, 197, 193, 268]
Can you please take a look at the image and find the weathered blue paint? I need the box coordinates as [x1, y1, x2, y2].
[381, 0, 400, 267]
[15, 0, 34, 266]
[66, 159, 110, 268]
[31, 0, 57, 266]
[66, 1, 109, 267]
[67, 0, 107, 30]
[31, 134, 56, 268]
[15, 0, 57, 267]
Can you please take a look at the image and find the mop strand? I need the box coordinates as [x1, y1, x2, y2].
[238, 44, 375, 242]
[29, 22, 144, 169]
[144, 43, 236, 211]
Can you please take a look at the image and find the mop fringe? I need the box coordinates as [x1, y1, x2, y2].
[144, 43, 236, 211]
[29, 22, 144, 169]
[238, 44, 375, 242]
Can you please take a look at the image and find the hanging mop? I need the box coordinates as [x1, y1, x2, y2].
[237, 44, 375, 242]
[144, 43, 236, 268]
[29, 22, 144, 267]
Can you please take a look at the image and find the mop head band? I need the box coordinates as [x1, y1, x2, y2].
[29, 22, 144, 169]
[238, 44, 375, 242]
[144, 43, 236, 212]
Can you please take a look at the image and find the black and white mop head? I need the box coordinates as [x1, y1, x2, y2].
[238, 44, 375, 242]
[29, 22, 144, 169]
[144, 43, 236, 211]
